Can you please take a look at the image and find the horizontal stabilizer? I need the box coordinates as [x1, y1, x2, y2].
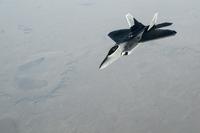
[156, 22, 173, 28]
[133, 18, 144, 27]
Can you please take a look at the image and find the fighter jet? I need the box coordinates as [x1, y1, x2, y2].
[99, 13, 177, 70]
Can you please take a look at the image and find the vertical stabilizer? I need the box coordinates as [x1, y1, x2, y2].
[147, 12, 158, 31]
[126, 13, 134, 28]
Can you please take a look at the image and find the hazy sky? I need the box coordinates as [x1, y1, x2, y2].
[0, 0, 200, 133]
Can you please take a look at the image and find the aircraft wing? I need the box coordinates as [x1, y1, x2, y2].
[108, 29, 131, 44]
[140, 29, 176, 42]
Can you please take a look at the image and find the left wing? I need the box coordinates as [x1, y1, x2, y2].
[140, 29, 177, 42]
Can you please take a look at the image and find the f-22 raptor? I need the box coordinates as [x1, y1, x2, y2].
[99, 13, 177, 70]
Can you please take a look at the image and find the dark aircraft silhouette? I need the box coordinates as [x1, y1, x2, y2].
[99, 13, 177, 70]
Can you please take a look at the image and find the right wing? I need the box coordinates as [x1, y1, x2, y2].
[108, 29, 131, 44]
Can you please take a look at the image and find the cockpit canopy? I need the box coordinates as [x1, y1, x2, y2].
[108, 45, 119, 56]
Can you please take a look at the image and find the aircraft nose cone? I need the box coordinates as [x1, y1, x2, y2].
[99, 57, 108, 70]
[99, 64, 106, 70]
[99, 63, 107, 70]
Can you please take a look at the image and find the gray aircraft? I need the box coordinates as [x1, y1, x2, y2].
[99, 13, 177, 70]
